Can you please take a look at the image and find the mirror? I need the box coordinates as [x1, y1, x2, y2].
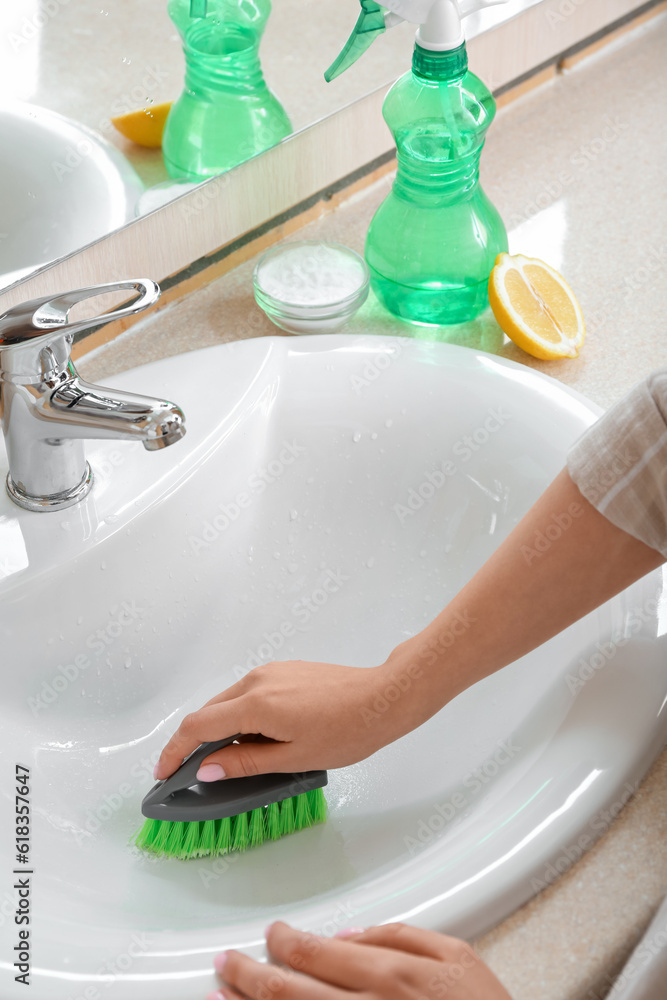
[2, 0, 544, 293]
[1, 0, 417, 290]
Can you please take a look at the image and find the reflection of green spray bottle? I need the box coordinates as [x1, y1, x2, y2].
[326, 0, 508, 325]
[163, 0, 292, 180]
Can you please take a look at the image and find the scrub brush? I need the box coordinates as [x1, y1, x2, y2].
[132, 735, 328, 860]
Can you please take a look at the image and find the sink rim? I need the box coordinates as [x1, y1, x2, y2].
[1, 334, 665, 998]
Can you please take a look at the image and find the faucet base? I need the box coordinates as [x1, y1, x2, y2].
[6, 462, 94, 512]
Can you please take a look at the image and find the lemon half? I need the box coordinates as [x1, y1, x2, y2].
[489, 253, 585, 360]
[111, 102, 173, 149]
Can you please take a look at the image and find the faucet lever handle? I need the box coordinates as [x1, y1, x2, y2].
[0, 278, 160, 349]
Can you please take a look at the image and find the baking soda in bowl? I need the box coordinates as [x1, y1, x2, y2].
[253, 241, 370, 334]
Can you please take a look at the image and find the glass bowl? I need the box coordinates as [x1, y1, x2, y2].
[253, 240, 370, 334]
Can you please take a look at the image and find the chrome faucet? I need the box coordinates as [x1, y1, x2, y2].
[0, 279, 186, 512]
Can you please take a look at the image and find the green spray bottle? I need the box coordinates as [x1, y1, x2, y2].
[163, 0, 292, 181]
[326, 0, 509, 325]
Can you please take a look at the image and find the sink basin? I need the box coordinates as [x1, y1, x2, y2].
[0, 334, 665, 998]
[0, 102, 144, 289]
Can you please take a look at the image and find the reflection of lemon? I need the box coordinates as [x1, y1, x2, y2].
[488, 253, 586, 360]
[111, 102, 173, 148]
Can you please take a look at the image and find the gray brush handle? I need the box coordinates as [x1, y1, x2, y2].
[156, 735, 242, 796]
[141, 736, 328, 821]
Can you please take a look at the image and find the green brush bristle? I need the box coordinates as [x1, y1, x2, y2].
[294, 791, 312, 830]
[249, 808, 266, 848]
[181, 820, 201, 858]
[132, 817, 160, 852]
[196, 819, 217, 858]
[307, 787, 328, 825]
[279, 795, 295, 837]
[132, 787, 327, 860]
[215, 816, 232, 855]
[266, 801, 281, 840]
[165, 821, 186, 856]
[232, 810, 250, 853]
[150, 817, 173, 854]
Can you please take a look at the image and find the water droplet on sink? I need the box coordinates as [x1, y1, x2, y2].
[419, 550, 427, 558]
[352, 431, 362, 443]
[273, 552, 280, 559]
[371, 432, 378, 441]
[366, 557, 375, 568]
[306, 476, 315, 485]
[100, 561, 107, 570]
[385, 419, 393, 428]
[106, 514, 118, 524]
[289, 509, 298, 520]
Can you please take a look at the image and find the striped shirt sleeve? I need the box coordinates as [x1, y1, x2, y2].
[566, 369, 667, 559]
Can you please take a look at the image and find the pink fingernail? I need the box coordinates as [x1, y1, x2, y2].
[265, 922, 274, 936]
[153, 764, 160, 780]
[335, 927, 365, 938]
[213, 952, 227, 974]
[206, 992, 226, 1000]
[197, 764, 226, 782]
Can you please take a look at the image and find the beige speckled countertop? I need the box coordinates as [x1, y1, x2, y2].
[79, 15, 667, 1000]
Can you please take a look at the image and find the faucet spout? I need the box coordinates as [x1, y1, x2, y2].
[49, 375, 186, 451]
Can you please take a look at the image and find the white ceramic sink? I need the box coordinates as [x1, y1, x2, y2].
[0, 335, 665, 998]
[0, 103, 144, 288]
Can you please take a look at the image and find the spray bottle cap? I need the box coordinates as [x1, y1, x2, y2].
[325, 0, 508, 81]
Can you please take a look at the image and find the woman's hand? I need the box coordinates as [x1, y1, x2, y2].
[207, 921, 512, 1000]
[154, 657, 424, 781]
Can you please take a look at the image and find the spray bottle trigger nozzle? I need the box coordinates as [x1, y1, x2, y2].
[324, 0, 389, 83]
[324, 0, 511, 83]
